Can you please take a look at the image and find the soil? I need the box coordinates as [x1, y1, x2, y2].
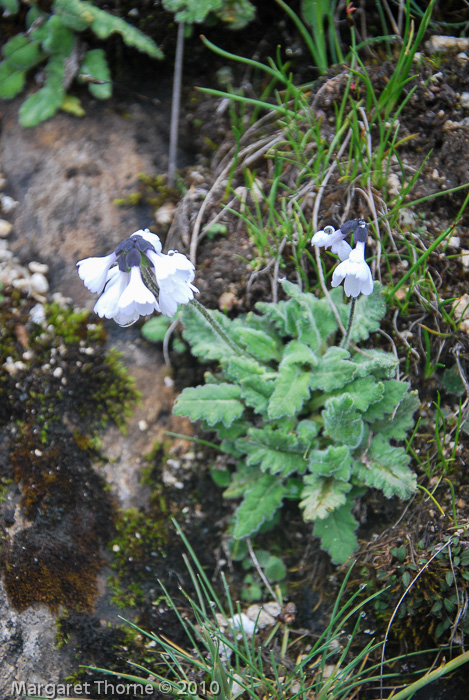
[1, 1, 469, 699]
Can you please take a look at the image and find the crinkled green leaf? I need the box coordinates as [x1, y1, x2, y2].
[353, 435, 417, 499]
[3, 34, 43, 68]
[255, 299, 291, 337]
[309, 346, 358, 392]
[173, 383, 244, 427]
[236, 426, 307, 476]
[215, 0, 256, 28]
[163, 0, 222, 23]
[224, 463, 260, 499]
[374, 390, 419, 440]
[54, 0, 163, 57]
[282, 281, 335, 350]
[279, 340, 318, 367]
[42, 15, 74, 55]
[308, 445, 352, 480]
[332, 375, 384, 412]
[352, 349, 398, 379]
[362, 379, 410, 421]
[314, 501, 359, 564]
[19, 54, 65, 127]
[182, 304, 237, 362]
[0, 61, 27, 99]
[223, 355, 268, 383]
[240, 374, 275, 415]
[345, 283, 387, 342]
[297, 419, 319, 444]
[300, 475, 351, 521]
[268, 362, 313, 419]
[0, 35, 44, 99]
[233, 474, 286, 538]
[322, 395, 364, 448]
[78, 48, 111, 98]
[233, 325, 281, 363]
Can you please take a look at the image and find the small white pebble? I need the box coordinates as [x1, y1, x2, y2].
[164, 375, 174, 388]
[448, 236, 460, 248]
[53, 367, 63, 378]
[112, 544, 120, 552]
[29, 261, 49, 275]
[138, 419, 149, 431]
[0, 219, 13, 238]
[155, 202, 176, 226]
[22, 350, 34, 361]
[34, 449, 42, 457]
[30, 272, 49, 294]
[0, 194, 18, 213]
[460, 92, 469, 109]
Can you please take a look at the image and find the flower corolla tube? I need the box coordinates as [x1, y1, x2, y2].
[311, 218, 373, 298]
[77, 229, 198, 326]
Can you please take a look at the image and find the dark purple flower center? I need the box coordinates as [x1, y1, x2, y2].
[114, 235, 156, 271]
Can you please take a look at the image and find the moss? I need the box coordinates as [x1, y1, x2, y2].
[0, 286, 139, 612]
[113, 172, 179, 211]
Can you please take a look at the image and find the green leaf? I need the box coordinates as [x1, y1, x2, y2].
[314, 501, 359, 564]
[332, 375, 385, 412]
[215, 0, 256, 28]
[42, 16, 75, 55]
[223, 355, 268, 383]
[162, 0, 222, 23]
[308, 445, 352, 480]
[353, 435, 417, 499]
[239, 374, 275, 415]
[0, 0, 19, 12]
[268, 363, 313, 419]
[141, 315, 171, 343]
[264, 554, 287, 582]
[362, 380, 410, 421]
[233, 474, 286, 538]
[309, 347, 358, 392]
[19, 54, 65, 127]
[322, 395, 365, 449]
[233, 325, 282, 363]
[0, 61, 27, 99]
[282, 281, 337, 350]
[346, 283, 387, 342]
[3, 34, 43, 68]
[352, 349, 398, 379]
[300, 475, 351, 521]
[78, 48, 111, 98]
[224, 463, 260, 499]
[60, 93, 85, 116]
[297, 419, 319, 444]
[236, 426, 307, 476]
[54, 0, 163, 58]
[182, 303, 236, 362]
[173, 383, 244, 427]
[0, 35, 44, 99]
[375, 390, 419, 439]
[279, 340, 318, 367]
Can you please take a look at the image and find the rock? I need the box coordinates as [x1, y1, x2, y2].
[425, 36, 469, 54]
[155, 202, 176, 226]
[30, 272, 49, 295]
[0, 219, 13, 238]
[0, 194, 18, 214]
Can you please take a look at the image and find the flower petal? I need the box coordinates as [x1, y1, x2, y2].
[76, 252, 116, 294]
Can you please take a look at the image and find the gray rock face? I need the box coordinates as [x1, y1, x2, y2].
[1, 92, 172, 308]
[0, 580, 72, 698]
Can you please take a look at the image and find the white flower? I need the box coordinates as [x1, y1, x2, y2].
[77, 228, 198, 326]
[331, 241, 373, 297]
[76, 252, 117, 294]
[311, 226, 352, 261]
[145, 248, 198, 317]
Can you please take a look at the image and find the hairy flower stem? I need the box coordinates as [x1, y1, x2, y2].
[190, 298, 260, 361]
[341, 297, 356, 349]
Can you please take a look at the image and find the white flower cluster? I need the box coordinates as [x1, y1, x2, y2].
[311, 219, 373, 298]
[77, 229, 198, 326]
